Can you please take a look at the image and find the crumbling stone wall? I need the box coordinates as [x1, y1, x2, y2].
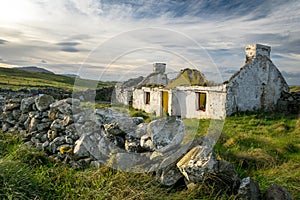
[277, 91, 300, 114]
[0, 95, 294, 199]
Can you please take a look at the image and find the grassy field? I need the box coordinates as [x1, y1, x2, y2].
[0, 111, 299, 199]
[0, 69, 299, 199]
[290, 85, 300, 93]
[0, 67, 115, 90]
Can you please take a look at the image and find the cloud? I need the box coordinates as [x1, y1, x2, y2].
[57, 42, 80, 46]
[0, 39, 8, 44]
[60, 47, 80, 52]
[0, 0, 299, 85]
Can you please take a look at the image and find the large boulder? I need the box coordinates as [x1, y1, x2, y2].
[74, 129, 118, 163]
[263, 184, 293, 200]
[148, 117, 185, 152]
[49, 98, 81, 118]
[238, 177, 260, 200]
[95, 108, 129, 124]
[20, 97, 36, 112]
[35, 94, 54, 111]
[176, 145, 217, 182]
[158, 165, 184, 186]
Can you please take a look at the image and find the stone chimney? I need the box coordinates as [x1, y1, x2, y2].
[245, 44, 271, 63]
[153, 63, 166, 73]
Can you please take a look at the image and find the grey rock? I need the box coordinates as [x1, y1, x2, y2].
[65, 136, 73, 144]
[148, 117, 185, 152]
[74, 129, 116, 162]
[50, 119, 65, 131]
[132, 117, 144, 125]
[2, 122, 11, 132]
[49, 100, 72, 115]
[80, 120, 101, 135]
[73, 109, 94, 124]
[41, 117, 51, 123]
[8, 98, 22, 103]
[133, 123, 148, 138]
[35, 94, 54, 111]
[140, 134, 155, 151]
[29, 118, 40, 133]
[176, 145, 217, 182]
[19, 113, 29, 123]
[108, 152, 149, 171]
[159, 165, 183, 186]
[31, 137, 40, 144]
[20, 97, 36, 112]
[36, 142, 43, 151]
[125, 138, 143, 153]
[64, 98, 80, 106]
[95, 108, 129, 124]
[12, 109, 21, 120]
[238, 177, 260, 200]
[74, 138, 90, 158]
[28, 111, 39, 118]
[3, 102, 20, 111]
[47, 130, 57, 141]
[52, 136, 65, 144]
[216, 160, 240, 193]
[24, 117, 31, 130]
[62, 115, 73, 126]
[42, 141, 49, 149]
[263, 184, 293, 200]
[49, 136, 65, 153]
[37, 122, 51, 131]
[104, 122, 125, 136]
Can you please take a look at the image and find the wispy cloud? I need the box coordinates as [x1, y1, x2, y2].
[0, 39, 8, 44]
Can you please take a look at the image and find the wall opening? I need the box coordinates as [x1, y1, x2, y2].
[197, 92, 206, 111]
[145, 92, 150, 104]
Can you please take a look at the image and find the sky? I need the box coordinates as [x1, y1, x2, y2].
[0, 0, 299, 85]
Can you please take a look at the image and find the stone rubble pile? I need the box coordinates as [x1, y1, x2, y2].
[278, 91, 300, 114]
[0, 95, 294, 199]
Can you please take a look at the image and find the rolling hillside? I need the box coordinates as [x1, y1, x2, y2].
[0, 67, 115, 90]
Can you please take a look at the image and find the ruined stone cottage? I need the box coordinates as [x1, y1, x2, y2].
[114, 44, 289, 119]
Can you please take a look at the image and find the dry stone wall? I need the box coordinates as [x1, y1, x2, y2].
[278, 91, 300, 114]
[0, 94, 294, 199]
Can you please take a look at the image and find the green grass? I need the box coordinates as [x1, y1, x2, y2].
[0, 67, 115, 91]
[0, 112, 299, 199]
[290, 85, 300, 93]
[213, 112, 300, 198]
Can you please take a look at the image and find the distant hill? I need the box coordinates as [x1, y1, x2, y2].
[0, 67, 114, 91]
[60, 73, 81, 78]
[17, 66, 54, 74]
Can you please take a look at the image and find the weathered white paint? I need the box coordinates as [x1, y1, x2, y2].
[171, 85, 227, 119]
[114, 87, 133, 106]
[133, 85, 227, 119]
[132, 87, 164, 116]
[225, 53, 289, 115]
